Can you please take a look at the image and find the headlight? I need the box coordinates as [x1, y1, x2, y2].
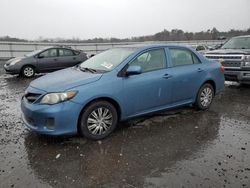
[243, 55, 250, 67]
[9, 59, 21, 66]
[40, 91, 77, 105]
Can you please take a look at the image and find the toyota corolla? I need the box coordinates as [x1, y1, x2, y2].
[21, 45, 225, 140]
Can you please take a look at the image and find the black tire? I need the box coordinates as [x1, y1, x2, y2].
[195, 83, 214, 110]
[21, 65, 35, 78]
[79, 101, 118, 140]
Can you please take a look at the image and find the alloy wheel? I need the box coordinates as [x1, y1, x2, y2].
[23, 67, 34, 77]
[87, 107, 113, 135]
[200, 87, 213, 107]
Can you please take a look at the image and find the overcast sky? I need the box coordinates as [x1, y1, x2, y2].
[0, 0, 249, 40]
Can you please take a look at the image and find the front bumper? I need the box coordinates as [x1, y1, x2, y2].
[224, 69, 250, 83]
[21, 96, 83, 135]
[4, 64, 20, 74]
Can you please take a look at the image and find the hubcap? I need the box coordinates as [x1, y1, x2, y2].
[87, 107, 113, 135]
[200, 87, 213, 107]
[24, 67, 34, 77]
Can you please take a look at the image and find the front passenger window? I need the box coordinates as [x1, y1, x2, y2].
[129, 49, 167, 73]
[39, 49, 57, 58]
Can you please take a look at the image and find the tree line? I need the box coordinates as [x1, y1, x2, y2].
[1, 27, 250, 43]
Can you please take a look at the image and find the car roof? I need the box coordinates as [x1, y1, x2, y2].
[53, 46, 76, 50]
[116, 43, 194, 51]
[40, 46, 77, 51]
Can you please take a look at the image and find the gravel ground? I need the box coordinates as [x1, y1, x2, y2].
[0, 61, 250, 188]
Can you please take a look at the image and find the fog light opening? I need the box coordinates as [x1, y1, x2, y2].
[45, 118, 55, 130]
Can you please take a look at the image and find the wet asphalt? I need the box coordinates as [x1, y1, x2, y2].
[0, 60, 250, 188]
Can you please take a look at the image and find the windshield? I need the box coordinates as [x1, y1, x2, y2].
[25, 49, 43, 57]
[221, 37, 250, 49]
[79, 48, 135, 72]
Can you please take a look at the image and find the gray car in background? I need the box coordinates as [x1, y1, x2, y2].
[4, 46, 88, 77]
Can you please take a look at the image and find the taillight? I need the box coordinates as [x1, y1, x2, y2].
[220, 66, 225, 72]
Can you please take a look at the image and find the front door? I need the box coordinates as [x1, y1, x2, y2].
[122, 48, 172, 117]
[36, 48, 58, 72]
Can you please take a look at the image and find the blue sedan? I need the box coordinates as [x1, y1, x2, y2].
[21, 45, 225, 140]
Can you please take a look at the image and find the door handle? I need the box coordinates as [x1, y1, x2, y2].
[73, 57, 76, 60]
[197, 68, 204, 72]
[53, 58, 57, 61]
[162, 74, 173, 79]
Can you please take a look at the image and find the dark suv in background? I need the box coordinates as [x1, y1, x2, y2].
[205, 35, 250, 84]
[4, 46, 88, 77]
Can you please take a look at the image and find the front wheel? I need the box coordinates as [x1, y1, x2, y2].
[195, 83, 214, 110]
[21, 66, 35, 78]
[79, 101, 118, 140]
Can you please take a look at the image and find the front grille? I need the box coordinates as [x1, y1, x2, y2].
[221, 61, 241, 67]
[205, 54, 243, 68]
[206, 55, 242, 60]
[25, 93, 42, 103]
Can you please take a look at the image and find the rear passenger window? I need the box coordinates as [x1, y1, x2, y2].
[59, 49, 74, 56]
[169, 49, 200, 67]
[192, 54, 201, 64]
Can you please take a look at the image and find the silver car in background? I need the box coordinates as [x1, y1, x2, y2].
[4, 46, 88, 77]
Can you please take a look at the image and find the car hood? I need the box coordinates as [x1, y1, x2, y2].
[30, 67, 103, 92]
[206, 49, 250, 55]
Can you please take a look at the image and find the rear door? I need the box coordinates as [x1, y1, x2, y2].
[36, 48, 58, 72]
[57, 48, 81, 69]
[167, 48, 207, 103]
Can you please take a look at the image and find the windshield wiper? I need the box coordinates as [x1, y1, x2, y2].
[79, 66, 97, 73]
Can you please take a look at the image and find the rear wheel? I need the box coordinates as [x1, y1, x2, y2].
[79, 101, 118, 140]
[195, 83, 214, 110]
[21, 66, 35, 78]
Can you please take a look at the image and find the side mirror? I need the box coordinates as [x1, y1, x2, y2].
[126, 65, 142, 76]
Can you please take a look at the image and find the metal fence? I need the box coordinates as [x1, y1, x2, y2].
[0, 40, 223, 59]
